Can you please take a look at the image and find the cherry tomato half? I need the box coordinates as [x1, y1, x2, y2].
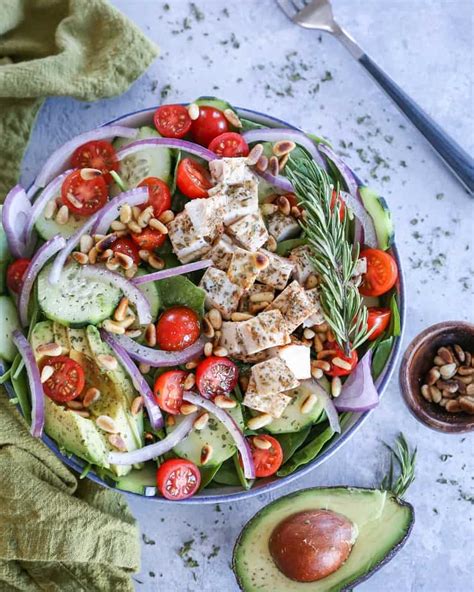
[156, 458, 201, 500]
[208, 132, 249, 157]
[366, 307, 391, 341]
[248, 435, 283, 478]
[6, 258, 30, 294]
[153, 104, 192, 139]
[190, 106, 229, 146]
[130, 227, 167, 251]
[71, 140, 118, 182]
[176, 158, 212, 199]
[154, 369, 186, 415]
[324, 342, 358, 377]
[195, 356, 239, 399]
[137, 177, 171, 217]
[330, 190, 346, 222]
[156, 306, 200, 352]
[111, 237, 140, 265]
[359, 249, 398, 297]
[40, 356, 85, 402]
[61, 169, 108, 216]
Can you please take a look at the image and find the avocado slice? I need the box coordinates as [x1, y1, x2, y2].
[233, 487, 414, 592]
[359, 186, 395, 251]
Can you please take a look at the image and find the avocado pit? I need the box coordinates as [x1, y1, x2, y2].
[268, 509, 357, 582]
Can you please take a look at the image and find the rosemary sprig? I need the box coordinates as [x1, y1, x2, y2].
[286, 156, 369, 354]
[381, 433, 417, 497]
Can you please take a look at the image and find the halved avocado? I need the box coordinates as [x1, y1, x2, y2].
[233, 487, 414, 592]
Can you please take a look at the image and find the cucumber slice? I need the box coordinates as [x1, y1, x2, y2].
[0, 295, 21, 362]
[0, 205, 11, 262]
[116, 462, 157, 495]
[194, 96, 233, 112]
[113, 126, 172, 191]
[266, 384, 325, 434]
[168, 404, 244, 467]
[359, 186, 395, 250]
[37, 262, 121, 327]
[135, 269, 160, 319]
[35, 207, 84, 241]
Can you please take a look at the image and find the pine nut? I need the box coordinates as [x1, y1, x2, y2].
[117, 316, 135, 329]
[111, 220, 127, 231]
[96, 415, 119, 433]
[317, 349, 337, 360]
[458, 366, 474, 376]
[125, 264, 138, 279]
[80, 168, 101, 181]
[214, 395, 237, 409]
[71, 410, 90, 418]
[88, 246, 98, 264]
[204, 342, 213, 357]
[181, 403, 198, 415]
[453, 344, 465, 364]
[256, 154, 268, 173]
[97, 354, 118, 371]
[138, 206, 154, 228]
[313, 359, 331, 372]
[332, 357, 352, 371]
[71, 251, 88, 265]
[145, 323, 156, 347]
[83, 387, 101, 407]
[301, 393, 318, 414]
[55, 205, 69, 225]
[99, 248, 114, 262]
[311, 367, 324, 380]
[40, 365, 54, 383]
[277, 195, 291, 216]
[429, 386, 442, 403]
[183, 373, 196, 390]
[305, 274, 319, 289]
[315, 322, 329, 333]
[273, 140, 296, 157]
[291, 206, 302, 219]
[139, 363, 151, 374]
[148, 255, 165, 270]
[439, 363, 457, 379]
[201, 444, 213, 465]
[115, 252, 134, 270]
[466, 384, 474, 395]
[193, 412, 210, 431]
[445, 399, 462, 413]
[43, 200, 57, 220]
[426, 367, 441, 385]
[166, 415, 176, 427]
[261, 203, 278, 216]
[149, 218, 168, 233]
[128, 221, 142, 234]
[313, 335, 324, 353]
[102, 319, 125, 335]
[208, 308, 223, 330]
[223, 108, 242, 128]
[279, 153, 290, 171]
[106, 259, 121, 272]
[202, 317, 215, 338]
[66, 400, 84, 410]
[253, 436, 272, 450]
[108, 434, 127, 451]
[36, 342, 62, 357]
[420, 384, 432, 401]
[249, 291, 274, 303]
[159, 209, 175, 224]
[458, 395, 474, 414]
[188, 103, 200, 120]
[331, 376, 342, 398]
[93, 234, 106, 243]
[125, 329, 142, 339]
[138, 249, 150, 261]
[120, 204, 132, 224]
[114, 297, 129, 322]
[247, 413, 273, 430]
[265, 235, 277, 252]
[246, 143, 264, 166]
[185, 359, 200, 370]
[326, 329, 335, 342]
[303, 328, 315, 340]
[213, 346, 228, 357]
[433, 356, 445, 366]
[437, 347, 454, 364]
[231, 312, 254, 321]
[268, 155, 279, 177]
[79, 234, 93, 254]
[131, 206, 141, 220]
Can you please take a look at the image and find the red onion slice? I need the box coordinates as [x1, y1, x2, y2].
[116, 138, 216, 162]
[28, 125, 138, 198]
[307, 379, 341, 434]
[2, 185, 33, 258]
[258, 169, 294, 193]
[81, 266, 151, 325]
[12, 330, 45, 437]
[112, 333, 206, 367]
[132, 259, 213, 286]
[18, 235, 66, 327]
[183, 391, 255, 479]
[92, 187, 149, 235]
[318, 144, 359, 197]
[25, 169, 73, 239]
[108, 412, 197, 465]
[340, 191, 377, 248]
[334, 351, 379, 412]
[100, 329, 164, 430]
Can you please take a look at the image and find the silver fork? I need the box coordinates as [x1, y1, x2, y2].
[277, 0, 474, 194]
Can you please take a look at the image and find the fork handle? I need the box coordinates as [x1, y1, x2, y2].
[335, 28, 474, 194]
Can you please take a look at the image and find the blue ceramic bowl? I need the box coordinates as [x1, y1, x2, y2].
[32, 106, 406, 504]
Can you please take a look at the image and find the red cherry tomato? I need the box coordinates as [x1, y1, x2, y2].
[176, 158, 212, 199]
[156, 458, 201, 500]
[6, 258, 30, 294]
[40, 356, 85, 402]
[195, 356, 239, 399]
[153, 104, 192, 139]
[208, 132, 249, 157]
[61, 169, 108, 216]
[248, 435, 283, 478]
[154, 369, 186, 415]
[111, 237, 140, 265]
[155, 306, 200, 352]
[130, 227, 167, 251]
[137, 177, 171, 217]
[70, 140, 118, 182]
[191, 106, 229, 146]
[324, 342, 358, 377]
[359, 249, 398, 297]
[366, 307, 391, 341]
[330, 190, 346, 222]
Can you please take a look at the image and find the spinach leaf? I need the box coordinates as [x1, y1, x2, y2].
[388, 292, 401, 336]
[239, 118, 264, 132]
[10, 354, 31, 422]
[233, 452, 253, 490]
[372, 337, 395, 379]
[155, 275, 206, 317]
[276, 426, 311, 464]
[170, 149, 181, 195]
[199, 464, 222, 491]
[212, 458, 241, 486]
[276, 237, 307, 256]
[276, 423, 335, 477]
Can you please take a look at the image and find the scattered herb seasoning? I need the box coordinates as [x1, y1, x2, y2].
[142, 534, 156, 545]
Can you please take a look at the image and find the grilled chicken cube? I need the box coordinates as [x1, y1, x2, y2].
[269, 343, 311, 380]
[266, 280, 314, 332]
[238, 309, 291, 355]
[265, 211, 300, 242]
[208, 235, 236, 271]
[227, 248, 269, 291]
[251, 357, 300, 396]
[219, 321, 246, 357]
[167, 211, 211, 263]
[199, 267, 243, 320]
[210, 180, 259, 225]
[243, 376, 292, 418]
[184, 194, 225, 243]
[302, 288, 325, 327]
[257, 249, 294, 290]
[209, 157, 255, 185]
[289, 245, 314, 284]
[227, 212, 269, 252]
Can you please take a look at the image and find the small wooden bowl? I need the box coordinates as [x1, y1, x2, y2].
[399, 321, 474, 433]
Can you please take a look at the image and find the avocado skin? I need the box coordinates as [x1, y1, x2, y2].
[232, 486, 414, 592]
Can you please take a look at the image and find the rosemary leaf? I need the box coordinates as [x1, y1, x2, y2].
[381, 433, 417, 497]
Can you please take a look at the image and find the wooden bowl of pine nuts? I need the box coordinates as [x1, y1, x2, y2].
[400, 321, 474, 433]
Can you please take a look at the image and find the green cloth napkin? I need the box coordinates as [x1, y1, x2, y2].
[0, 1, 158, 589]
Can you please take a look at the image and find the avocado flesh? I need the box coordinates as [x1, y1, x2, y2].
[358, 186, 394, 251]
[233, 487, 414, 592]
